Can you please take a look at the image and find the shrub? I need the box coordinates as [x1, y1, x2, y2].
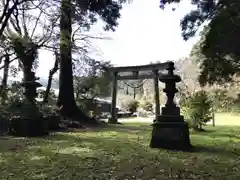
[209, 89, 235, 112]
[88, 110, 95, 118]
[122, 99, 139, 113]
[0, 117, 9, 135]
[137, 108, 149, 117]
[9, 116, 48, 137]
[140, 100, 153, 112]
[77, 99, 95, 113]
[45, 115, 61, 131]
[5, 97, 50, 136]
[39, 104, 61, 130]
[182, 90, 212, 131]
[180, 106, 190, 119]
[229, 103, 240, 113]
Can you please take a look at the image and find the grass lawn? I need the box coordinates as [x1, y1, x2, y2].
[0, 124, 240, 180]
[210, 113, 240, 126]
[118, 113, 240, 126]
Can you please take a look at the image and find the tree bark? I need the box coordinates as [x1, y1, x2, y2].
[0, 54, 10, 103]
[2, 54, 9, 88]
[57, 0, 75, 115]
[57, 0, 92, 122]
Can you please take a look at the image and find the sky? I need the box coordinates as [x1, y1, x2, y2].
[7, 0, 200, 80]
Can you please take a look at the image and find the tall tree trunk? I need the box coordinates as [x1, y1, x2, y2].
[2, 54, 9, 88]
[57, 0, 75, 115]
[57, 0, 92, 122]
[1, 54, 10, 103]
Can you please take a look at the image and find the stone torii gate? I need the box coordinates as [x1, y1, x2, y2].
[108, 61, 192, 150]
[108, 62, 168, 123]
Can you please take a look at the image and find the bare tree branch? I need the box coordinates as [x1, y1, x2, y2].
[0, 0, 29, 36]
[30, 10, 43, 38]
[43, 50, 59, 103]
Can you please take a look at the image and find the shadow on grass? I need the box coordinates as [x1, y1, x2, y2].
[191, 127, 240, 139]
[1, 125, 240, 179]
[56, 123, 152, 135]
[191, 145, 240, 156]
[44, 130, 240, 159]
[207, 133, 239, 139]
[96, 123, 151, 133]
[1, 132, 240, 180]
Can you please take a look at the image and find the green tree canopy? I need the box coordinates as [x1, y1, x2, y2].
[161, 0, 240, 86]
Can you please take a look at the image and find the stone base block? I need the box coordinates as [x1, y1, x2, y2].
[161, 106, 180, 116]
[156, 115, 184, 122]
[150, 120, 192, 151]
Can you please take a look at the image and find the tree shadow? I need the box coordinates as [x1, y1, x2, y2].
[210, 133, 239, 139]
[0, 136, 28, 153]
[47, 130, 240, 159]
[191, 145, 240, 157]
[96, 124, 151, 133]
[1, 127, 240, 180]
[2, 124, 239, 159]
[54, 123, 151, 135]
[191, 129, 240, 139]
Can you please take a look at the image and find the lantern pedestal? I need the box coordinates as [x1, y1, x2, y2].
[150, 116, 192, 150]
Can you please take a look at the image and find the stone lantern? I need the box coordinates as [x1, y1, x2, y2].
[18, 71, 43, 119]
[150, 61, 192, 150]
[9, 71, 48, 137]
[159, 61, 182, 117]
[21, 71, 42, 103]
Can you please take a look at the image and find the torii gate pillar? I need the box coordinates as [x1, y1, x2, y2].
[108, 72, 118, 124]
[153, 70, 160, 120]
